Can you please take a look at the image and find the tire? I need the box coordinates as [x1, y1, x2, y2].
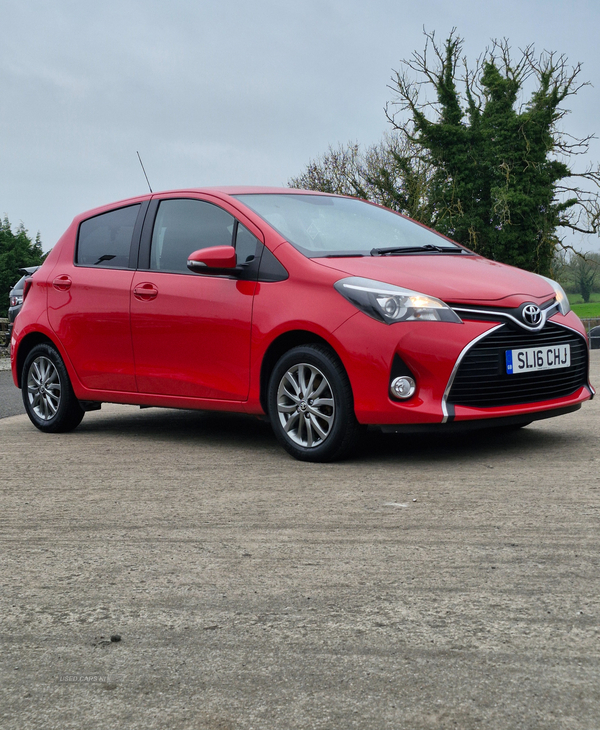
[22, 343, 84, 433]
[267, 344, 361, 462]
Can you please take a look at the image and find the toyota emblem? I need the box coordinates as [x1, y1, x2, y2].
[522, 303, 543, 326]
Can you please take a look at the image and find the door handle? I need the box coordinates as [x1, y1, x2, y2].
[52, 275, 72, 291]
[133, 283, 159, 301]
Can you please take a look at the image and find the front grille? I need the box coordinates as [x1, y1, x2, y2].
[448, 323, 588, 408]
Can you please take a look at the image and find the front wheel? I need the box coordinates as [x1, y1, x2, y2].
[267, 344, 361, 462]
[22, 343, 84, 433]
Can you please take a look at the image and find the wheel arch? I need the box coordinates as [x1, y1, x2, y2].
[259, 329, 350, 415]
[15, 332, 60, 388]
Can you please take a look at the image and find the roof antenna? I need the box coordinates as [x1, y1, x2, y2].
[136, 151, 153, 193]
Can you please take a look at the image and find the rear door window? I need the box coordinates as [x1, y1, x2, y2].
[76, 204, 141, 268]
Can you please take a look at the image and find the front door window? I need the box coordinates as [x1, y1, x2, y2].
[149, 199, 235, 273]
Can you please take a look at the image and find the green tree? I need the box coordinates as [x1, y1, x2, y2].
[292, 31, 600, 276]
[388, 31, 600, 275]
[566, 252, 600, 303]
[0, 217, 44, 318]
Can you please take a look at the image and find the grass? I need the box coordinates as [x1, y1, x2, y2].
[564, 293, 600, 319]
[567, 292, 600, 304]
[571, 302, 600, 318]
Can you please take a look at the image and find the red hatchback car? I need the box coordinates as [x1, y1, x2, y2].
[11, 187, 594, 461]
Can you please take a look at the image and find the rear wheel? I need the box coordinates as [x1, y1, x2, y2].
[267, 344, 361, 462]
[22, 344, 84, 433]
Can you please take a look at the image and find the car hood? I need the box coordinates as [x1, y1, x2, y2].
[313, 253, 554, 305]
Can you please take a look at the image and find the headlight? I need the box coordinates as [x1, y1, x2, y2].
[334, 277, 462, 325]
[540, 276, 570, 316]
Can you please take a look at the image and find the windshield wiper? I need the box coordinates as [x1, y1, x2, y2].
[370, 244, 463, 256]
[322, 253, 366, 258]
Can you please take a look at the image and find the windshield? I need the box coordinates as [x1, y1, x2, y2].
[234, 194, 462, 257]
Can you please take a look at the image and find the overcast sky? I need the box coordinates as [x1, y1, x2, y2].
[2, 0, 600, 253]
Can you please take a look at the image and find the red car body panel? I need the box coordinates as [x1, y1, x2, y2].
[313, 254, 556, 306]
[11, 187, 594, 431]
[130, 272, 256, 399]
[49, 267, 137, 392]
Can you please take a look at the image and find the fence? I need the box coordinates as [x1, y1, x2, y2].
[0, 318, 8, 352]
[580, 317, 600, 334]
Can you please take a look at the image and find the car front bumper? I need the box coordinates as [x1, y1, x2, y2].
[333, 311, 593, 426]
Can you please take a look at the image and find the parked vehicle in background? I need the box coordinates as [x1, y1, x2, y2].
[5, 267, 39, 346]
[10, 188, 595, 461]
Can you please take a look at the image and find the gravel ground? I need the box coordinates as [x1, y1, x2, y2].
[0, 352, 598, 730]
[0, 371, 24, 419]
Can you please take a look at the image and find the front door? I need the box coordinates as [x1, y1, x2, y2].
[130, 198, 257, 400]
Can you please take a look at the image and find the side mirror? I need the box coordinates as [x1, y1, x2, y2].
[187, 246, 237, 273]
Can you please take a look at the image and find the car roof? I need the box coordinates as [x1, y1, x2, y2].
[76, 187, 335, 222]
[185, 186, 331, 196]
[155, 186, 331, 196]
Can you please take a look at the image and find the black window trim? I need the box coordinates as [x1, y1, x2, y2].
[138, 197, 247, 279]
[135, 195, 288, 282]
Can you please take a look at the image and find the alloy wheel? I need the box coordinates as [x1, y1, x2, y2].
[276, 363, 335, 448]
[26, 355, 62, 421]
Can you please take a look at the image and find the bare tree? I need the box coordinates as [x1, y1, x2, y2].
[289, 133, 435, 223]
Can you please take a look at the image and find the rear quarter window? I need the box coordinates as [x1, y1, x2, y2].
[76, 204, 140, 268]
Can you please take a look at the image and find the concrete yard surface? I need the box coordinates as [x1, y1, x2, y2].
[1, 352, 599, 730]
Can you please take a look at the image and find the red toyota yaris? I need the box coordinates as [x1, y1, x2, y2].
[11, 187, 594, 461]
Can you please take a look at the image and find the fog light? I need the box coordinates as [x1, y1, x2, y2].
[390, 376, 416, 400]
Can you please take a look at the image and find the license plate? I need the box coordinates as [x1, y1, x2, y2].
[506, 344, 570, 374]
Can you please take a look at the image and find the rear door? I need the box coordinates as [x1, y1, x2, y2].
[129, 197, 258, 400]
[47, 203, 147, 392]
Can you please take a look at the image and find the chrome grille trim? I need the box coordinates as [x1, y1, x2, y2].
[441, 324, 503, 422]
[452, 300, 559, 332]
